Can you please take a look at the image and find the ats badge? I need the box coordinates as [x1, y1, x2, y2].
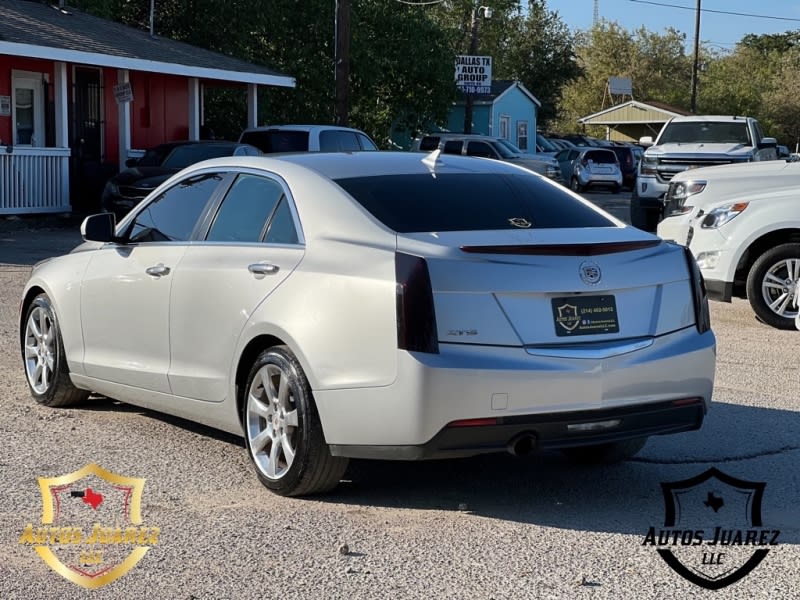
[19, 464, 159, 589]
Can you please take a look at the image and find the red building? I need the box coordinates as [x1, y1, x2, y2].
[0, 0, 294, 214]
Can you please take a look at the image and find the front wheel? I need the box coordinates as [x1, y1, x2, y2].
[243, 345, 348, 496]
[22, 294, 89, 407]
[562, 437, 647, 465]
[745, 243, 800, 330]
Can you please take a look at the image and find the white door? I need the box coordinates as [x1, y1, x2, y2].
[12, 71, 45, 146]
[81, 171, 226, 392]
[168, 173, 305, 402]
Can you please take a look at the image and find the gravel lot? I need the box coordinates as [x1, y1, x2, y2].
[0, 213, 798, 599]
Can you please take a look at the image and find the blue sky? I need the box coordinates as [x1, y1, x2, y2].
[544, 0, 800, 49]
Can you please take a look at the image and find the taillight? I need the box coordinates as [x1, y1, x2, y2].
[683, 247, 711, 333]
[581, 158, 588, 167]
[395, 253, 439, 353]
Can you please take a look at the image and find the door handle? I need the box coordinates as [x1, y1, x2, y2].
[145, 264, 170, 277]
[248, 262, 280, 275]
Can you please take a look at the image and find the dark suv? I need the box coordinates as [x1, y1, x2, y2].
[606, 145, 638, 190]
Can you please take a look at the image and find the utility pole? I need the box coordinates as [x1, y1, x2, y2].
[690, 0, 701, 113]
[334, 0, 351, 126]
[463, 6, 490, 134]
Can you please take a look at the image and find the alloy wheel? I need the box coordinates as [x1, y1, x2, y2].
[760, 257, 800, 319]
[24, 306, 55, 394]
[246, 363, 300, 480]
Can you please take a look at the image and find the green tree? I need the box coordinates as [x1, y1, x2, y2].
[554, 21, 691, 134]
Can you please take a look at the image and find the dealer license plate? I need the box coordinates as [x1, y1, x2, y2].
[551, 295, 619, 337]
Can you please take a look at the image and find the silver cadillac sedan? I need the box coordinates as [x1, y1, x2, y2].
[20, 151, 716, 496]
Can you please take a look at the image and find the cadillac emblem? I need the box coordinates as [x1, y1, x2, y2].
[579, 260, 602, 285]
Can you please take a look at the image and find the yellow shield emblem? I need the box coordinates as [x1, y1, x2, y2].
[19, 464, 157, 589]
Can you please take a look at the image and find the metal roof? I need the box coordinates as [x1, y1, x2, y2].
[0, 0, 294, 87]
[579, 100, 690, 125]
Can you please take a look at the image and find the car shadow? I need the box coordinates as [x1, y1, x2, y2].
[329, 401, 800, 544]
[73, 396, 799, 543]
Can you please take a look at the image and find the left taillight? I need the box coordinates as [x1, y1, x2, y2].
[395, 252, 439, 354]
[683, 246, 711, 334]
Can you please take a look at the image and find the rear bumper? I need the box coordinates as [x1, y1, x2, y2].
[315, 327, 716, 457]
[330, 398, 705, 460]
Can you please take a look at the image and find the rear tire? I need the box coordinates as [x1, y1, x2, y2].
[243, 345, 349, 496]
[562, 437, 647, 465]
[570, 177, 583, 193]
[745, 243, 800, 330]
[22, 294, 89, 407]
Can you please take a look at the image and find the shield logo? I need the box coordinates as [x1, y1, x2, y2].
[19, 464, 156, 589]
[556, 303, 580, 332]
[655, 468, 776, 590]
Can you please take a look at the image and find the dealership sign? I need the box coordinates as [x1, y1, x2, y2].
[455, 55, 492, 95]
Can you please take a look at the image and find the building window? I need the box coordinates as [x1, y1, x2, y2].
[12, 71, 45, 146]
[499, 115, 510, 140]
[516, 121, 529, 152]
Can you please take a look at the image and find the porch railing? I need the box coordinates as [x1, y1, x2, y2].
[0, 147, 71, 214]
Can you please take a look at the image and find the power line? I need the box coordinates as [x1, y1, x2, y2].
[629, 0, 800, 23]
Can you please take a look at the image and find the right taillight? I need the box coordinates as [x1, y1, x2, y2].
[683, 246, 711, 333]
[395, 252, 439, 354]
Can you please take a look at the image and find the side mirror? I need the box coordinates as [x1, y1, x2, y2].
[639, 136, 654, 147]
[758, 137, 777, 149]
[125, 157, 139, 168]
[81, 213, 117, 243]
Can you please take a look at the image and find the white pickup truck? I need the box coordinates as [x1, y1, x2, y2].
[630, 115, 778, 231]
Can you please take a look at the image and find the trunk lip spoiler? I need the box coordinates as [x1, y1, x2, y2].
[459, 240, 662, 256]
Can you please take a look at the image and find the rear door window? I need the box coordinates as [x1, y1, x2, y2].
[335, 173, 615, 233]
[466, 141, 497, 158]
[206, 174, 284, 243]
[319, 130, 361, 152]
[442, 140, 464, 155]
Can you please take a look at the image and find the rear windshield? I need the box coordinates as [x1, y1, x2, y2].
[584, 150, 617, 164]
[160, 144, 238, 169]
[334, 173, 615, 232]
[240, 130, 310, 153]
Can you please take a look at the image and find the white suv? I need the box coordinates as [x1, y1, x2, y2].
[687, 186, 800, 329]
[657, 159, 799, 245]
[239, 124, 378, 153]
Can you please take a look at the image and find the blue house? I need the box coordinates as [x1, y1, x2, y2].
[447, 80, 541, 153]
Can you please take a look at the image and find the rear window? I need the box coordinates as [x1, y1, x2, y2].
[334, 173, 615, 233]
[240, 130, 309, 153]
[418, 137, 440, 151]
[584, 150, 617, 164]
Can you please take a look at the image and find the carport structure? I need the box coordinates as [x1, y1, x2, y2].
[578, 100, 691, 143]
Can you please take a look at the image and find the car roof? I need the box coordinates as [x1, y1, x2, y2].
[184, 150, 536, 180]
[152, 140, 244, 150]
[669, 115, 751, 123]
[241, 124, 368, 134]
